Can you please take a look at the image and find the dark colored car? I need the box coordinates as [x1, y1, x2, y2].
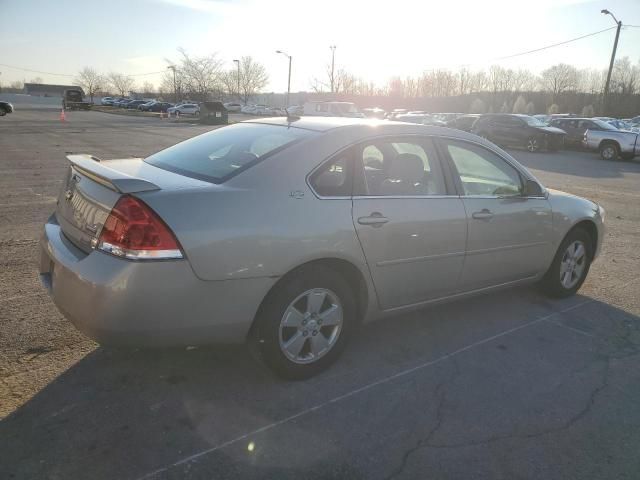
[126, 100, 149, 109]
[0, 101, 14, 116]
[446, 114, 480, 132]
[115, 99, 133, 108]
[472, 114, 566, 152]
[141, 102, 174, 113]
[549, 118, 617, 148]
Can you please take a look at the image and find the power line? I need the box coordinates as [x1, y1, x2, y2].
[492, 26, 617, 61]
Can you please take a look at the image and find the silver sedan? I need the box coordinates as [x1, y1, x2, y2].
[39, 117, 605, 379]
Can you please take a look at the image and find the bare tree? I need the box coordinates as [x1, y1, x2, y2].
[611, 57, 638, 95]
[141, 81, 156, 96]
[581, 104, 595, 117]
[512, 95, 527, 114]
[75, 67, 104, 102]
[108, 73, 136, 97]
[10, 80, 23, 90]
[540, 64, 578, 101]
[29, 77, 43, 84]
[177, 48, 224, 100]
[236, 56, 268, 105]
[547, 103, 560, 114]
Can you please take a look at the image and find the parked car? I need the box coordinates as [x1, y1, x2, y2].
[303, 101, 364, 118]
[223, 102, 242, 112]
[434, 113, 464, 123]
[472, 114, 566, 152]
[0, 101, 14, 116]
[142, 102, 174, 113]
[394, 114, 446, 126]
[241, 105, 257, 114]
[101, 97, 115, 106]
[126, 100, 149, 110]
[62, 89, 91, 110]
[286, 105, 303, 116]
[549, 118, 617, 148]
[583, 128, 639, 160]
[532, 114, 550, 125]
[114, 99, 133, 108]
[167, 103, 200, 116]
[253, 105, 271, 115]
[385, 109, 408, 120]
[446, 114, 480, 132]
[362, 107, 386, 119]
[39, 118, 604, 379]
[606, 119, 640, 133]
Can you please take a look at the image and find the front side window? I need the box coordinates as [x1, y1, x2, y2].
[145, 123, 314, 183]
[444, 140, 522, 196]
[356, 138, 447, 196]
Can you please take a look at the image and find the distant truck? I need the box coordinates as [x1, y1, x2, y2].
[303, 101, 364, 118]
[583, 128, 639, 161]
[62, 89, 91, 111]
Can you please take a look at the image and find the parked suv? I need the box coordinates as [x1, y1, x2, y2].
[550, 118, 617, 148]
[472, 114, 566, 152]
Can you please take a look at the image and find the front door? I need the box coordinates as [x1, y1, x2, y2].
[438, 138, 553, 290]
[352, 137, 467, 310]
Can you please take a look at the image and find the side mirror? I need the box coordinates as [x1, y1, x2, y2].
[524, 179, 544, 197]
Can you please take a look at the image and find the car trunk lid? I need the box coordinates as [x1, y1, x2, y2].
[55, 154, 210, 253]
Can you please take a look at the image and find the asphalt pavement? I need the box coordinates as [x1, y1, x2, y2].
[1, 109, 639, 480]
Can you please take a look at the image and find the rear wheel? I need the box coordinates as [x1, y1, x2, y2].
[254, 266, 356, 380]
[526, 136, 541, 152]
[540, 228, 592, 298]
[600, 142, 619, 160]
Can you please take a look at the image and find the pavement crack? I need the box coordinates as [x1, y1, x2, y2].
[384, 359, 460, 480]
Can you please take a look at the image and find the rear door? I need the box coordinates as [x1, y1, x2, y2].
[437, 138, 553, 290]
[352, 136, 467, 309]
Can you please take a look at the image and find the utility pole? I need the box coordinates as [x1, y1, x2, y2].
[233, 59, 241, 103]
[601, 9, 622, 116]
[167, 65, 177, 103]
[276, 50, 292, 107]
[330, 45, 336, 94]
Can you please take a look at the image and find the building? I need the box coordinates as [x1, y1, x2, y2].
[23, 83, 85, 97]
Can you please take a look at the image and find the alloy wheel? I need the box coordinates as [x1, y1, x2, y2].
[278, 288, 343, 364]
[559, 240, 587, 289]
[527, 138, 539, 152]
[602, 146, 616, 160]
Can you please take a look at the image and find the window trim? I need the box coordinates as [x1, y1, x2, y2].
[353, 135, 453, 198]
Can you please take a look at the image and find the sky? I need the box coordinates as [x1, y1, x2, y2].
[1, 0, 639, 93]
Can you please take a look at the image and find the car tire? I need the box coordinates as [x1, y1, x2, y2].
[540, 228, 592, 298]
[526, 136, 541, 153]
[254, 265, 356, 380]
[600, 142, 620, 161]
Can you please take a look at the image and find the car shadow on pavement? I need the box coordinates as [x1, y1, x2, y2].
[507, 148, 640, 179]
[2, 287, 639, 480]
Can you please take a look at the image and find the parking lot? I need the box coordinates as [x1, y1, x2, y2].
[1, 108, 640, 479]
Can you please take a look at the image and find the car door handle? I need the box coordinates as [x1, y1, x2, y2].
[358, 213, 389, 226]
[472, 209, 494, 220]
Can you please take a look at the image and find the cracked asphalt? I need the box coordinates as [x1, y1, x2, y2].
[1, 109, 640, 480]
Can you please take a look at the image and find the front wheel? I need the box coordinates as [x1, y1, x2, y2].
[254, 266, 356, 380]
[540, 228, 592, 298]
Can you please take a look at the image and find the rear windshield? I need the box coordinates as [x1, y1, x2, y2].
[145, 123, 315, 183]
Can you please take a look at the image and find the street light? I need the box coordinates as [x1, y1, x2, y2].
[233, 59, 240, 103]
[601, 9, 622, 115]
[329, 45, 336, 94]
[276, 50, 292, 108]
[167, 65, 177, 103]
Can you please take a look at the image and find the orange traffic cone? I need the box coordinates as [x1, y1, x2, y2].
[60, 108, 66, 122]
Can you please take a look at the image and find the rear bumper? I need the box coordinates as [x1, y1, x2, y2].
[39, 215, 276, 346]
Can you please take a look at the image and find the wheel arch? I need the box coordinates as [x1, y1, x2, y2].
[598, 139, 620, 152]
[566, 219, 599, 260]
[247, 257, 371, 342]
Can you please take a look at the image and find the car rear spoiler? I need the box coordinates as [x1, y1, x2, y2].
[66, 154, 160, 194]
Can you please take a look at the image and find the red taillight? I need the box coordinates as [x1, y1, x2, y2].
[97, 195, 183, 260]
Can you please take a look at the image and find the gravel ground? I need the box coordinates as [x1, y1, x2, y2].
[1, 109, 639, 480]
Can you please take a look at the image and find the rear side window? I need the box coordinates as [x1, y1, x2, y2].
[145, 123, 314, 183]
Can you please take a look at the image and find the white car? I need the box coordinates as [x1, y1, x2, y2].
[100, 97, 114, 106]
[253, 105, 271, 115]
[223, 102, 242, 112]
[167, 104, 200, 116]
[241, 105, 257, 114]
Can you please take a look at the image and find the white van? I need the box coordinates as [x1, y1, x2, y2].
[303, 101, 364, 118]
